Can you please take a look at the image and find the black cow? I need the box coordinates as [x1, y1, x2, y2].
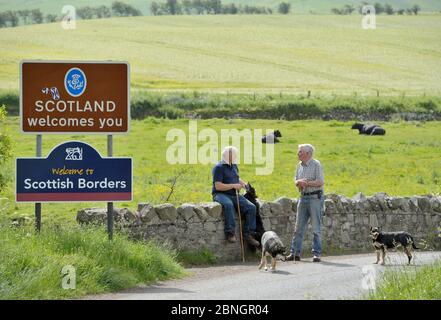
[351, 123, 386, 135]
[262, 130, 282, 143]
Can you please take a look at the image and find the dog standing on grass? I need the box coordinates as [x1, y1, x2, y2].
[370, 227, 419, 265]
[258, 231, 286, 272]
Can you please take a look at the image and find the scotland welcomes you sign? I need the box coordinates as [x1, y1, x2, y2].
[16, 141, 132, 202]
[20, 61, 130, 134]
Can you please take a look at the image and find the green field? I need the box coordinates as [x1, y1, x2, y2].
[1, 117, 441, 224]
[1, 15, 441, 94]
[1, 0, 441, 15]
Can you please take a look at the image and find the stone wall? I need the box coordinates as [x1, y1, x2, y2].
[77, 193, 441, 261]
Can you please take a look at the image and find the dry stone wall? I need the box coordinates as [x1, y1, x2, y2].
[77, 193, 441, 261]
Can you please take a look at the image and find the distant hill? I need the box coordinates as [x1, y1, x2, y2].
[1, 0, 440, 15]
[1, 15, 440, 94]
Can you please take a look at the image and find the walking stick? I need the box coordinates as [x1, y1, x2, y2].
[236, 189, 246, 263]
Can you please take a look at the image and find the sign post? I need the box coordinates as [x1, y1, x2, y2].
[19, 60, 130, 237]
[107, 135, 114, 240]
[35, 134, 42, 232]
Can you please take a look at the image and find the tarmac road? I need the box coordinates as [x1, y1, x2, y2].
[87, 251, 441, 300]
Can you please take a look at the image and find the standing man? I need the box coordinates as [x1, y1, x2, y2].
[212, 146, 260, 247]
[287, 144, 325, 263]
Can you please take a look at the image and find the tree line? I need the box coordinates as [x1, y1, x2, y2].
[150, 0, 291, 15]
[0, 9, 45, 27]
[77, 1, 142, 19]
[331, 2, 421, 15]
[0, 1, 142, 28]
[0, 1, 292, 28]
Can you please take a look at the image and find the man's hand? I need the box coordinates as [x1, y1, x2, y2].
[296, 178, 308, 188]
[231, 183, 243, 191]
[215, 182, 242, 192]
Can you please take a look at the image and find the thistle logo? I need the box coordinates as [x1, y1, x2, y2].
[41, 87, 60, 100]
[64, 67, 87, 97]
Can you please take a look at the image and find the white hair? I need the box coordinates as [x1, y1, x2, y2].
[221, 146, 238, 164]
[298, 144, 315, 156]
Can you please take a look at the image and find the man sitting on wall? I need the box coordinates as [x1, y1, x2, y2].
[212, 146, 260, 246]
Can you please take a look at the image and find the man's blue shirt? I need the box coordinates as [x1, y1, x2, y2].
[212, 161, 239, 196]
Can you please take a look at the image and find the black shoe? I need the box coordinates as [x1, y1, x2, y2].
[245, 234, 260, 247]
[312, 256, 321, 262]
[286, 254, 301, 262]
[226, 233, 237, 243]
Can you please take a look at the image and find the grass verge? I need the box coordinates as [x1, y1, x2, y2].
[369, 259, 441, 299]
[0, 223, 186, 299]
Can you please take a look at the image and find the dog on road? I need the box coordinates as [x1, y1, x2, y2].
[370, 227, 419, 265]
[258, 231, 286, 272]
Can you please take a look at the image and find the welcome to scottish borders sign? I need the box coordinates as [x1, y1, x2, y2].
[16, 141, 132, 202]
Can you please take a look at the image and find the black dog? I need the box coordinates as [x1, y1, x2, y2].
[352, 123, 386, 135]
[370, 227, 419, 265]
[258, 231, 287, 272]
[262, 130, 282, 143]
[244, 182, 265, 251]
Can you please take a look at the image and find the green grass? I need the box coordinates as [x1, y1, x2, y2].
[1, 15, 441, 94]
[176, 248, 218, 266]
[1, 117, 441, 225]
[369, 260, 441, 299]
[0, 223, 185, 299]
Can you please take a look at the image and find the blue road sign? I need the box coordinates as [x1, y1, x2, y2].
[16, 141, 132, 202]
